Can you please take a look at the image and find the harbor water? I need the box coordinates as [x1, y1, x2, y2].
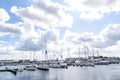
[0, 64, 120, 80]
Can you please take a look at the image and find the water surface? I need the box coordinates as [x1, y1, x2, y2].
[0, 64, 120, 80]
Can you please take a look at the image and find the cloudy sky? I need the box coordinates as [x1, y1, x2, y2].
[0, 0, 120, 60]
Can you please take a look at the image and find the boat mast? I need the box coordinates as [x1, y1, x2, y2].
[60, 48, 63, 60]
[67, 47, 70, 59]
[44, 35, 48, 61]
[92, 49, 95, 58]
[78, 48, 81, 59]
[83, 36, 87, 59]
[97, 50, 99, 58]
[33, 51, 35, 61]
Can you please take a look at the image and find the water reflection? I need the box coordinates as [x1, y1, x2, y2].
[0, 64, 120, 80]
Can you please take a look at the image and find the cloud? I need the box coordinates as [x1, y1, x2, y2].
[16, 23, 120, 56]
[11, 0, 73, 28]
[0, 0, 120, 58]
[91, 24, 120, 48]
[17, 22, 40, 40]
[33, 0, 59, 17]
[46, 30, 57, 42]
[17, 29, 59, 51]
[84, 0, 116, 7]
[0, 23, 21, 36]
[80, 12, 104, 20]
[63, 30, 78, 43]
[101, 24, 120, 41]
[0, 8, 10, 23]
[62, 30, 95, 57]
[0, 41, 15, 54]
[17, 37, 42, 51]
[63, 24, 120, 53]
[61, 26, 120, 57]
[63, 30, 94, 44]
[65, 0, 120, 19]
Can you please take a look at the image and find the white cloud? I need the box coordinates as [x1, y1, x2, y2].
[62, 24, 120, 57]
[92, 24, 120, 48]
[63, 30, 79, 43]
[63, 30, 94, 45]
[65, 0, 120, 19]
[33, 0, 59, 17]
[0, 0, 120, 58]
[1, 22, 119, 57]
[100, 24, 120, 41]
[17, 37, 42, 51]
[62, 30, 96, 57]
[0, 8, 10, 23]
[1, 22, 120, 57]
[11, 0, 73, 29]
[17, 29, 59, 51]
[80, 12, 104, 20]
[0, 23, 21, 35]
[0, 23, 21, 37]
[0, 42, 15, 54]
[17, 22, 40, 40]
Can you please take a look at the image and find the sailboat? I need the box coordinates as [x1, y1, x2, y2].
[81, 36, 95, 67]
[50, 48, 68, 69]
[37, 35, 49, 71]
[37, 50, 49, 71]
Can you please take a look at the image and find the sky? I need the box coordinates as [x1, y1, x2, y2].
[0, 0, 120, 60]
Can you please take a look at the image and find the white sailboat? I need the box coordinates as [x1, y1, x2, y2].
[50, 48, 68, 69]
[37, 35, 49, 71]
[82, 36, 95, 67]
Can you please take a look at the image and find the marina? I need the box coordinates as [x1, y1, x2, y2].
[0, 56, 120, 75]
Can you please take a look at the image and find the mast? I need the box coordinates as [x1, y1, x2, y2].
[33, 51, 35, 61]
[83, 36, 87, 59]
[97, 50, 99, 58]
[44, 35, 48, 61]
[60, 48, 63, 60]
[78, 48, 81, 59]
[92, 49, 95, 58]
[86, 47, 90, 58]
[67, 47, 70, 58]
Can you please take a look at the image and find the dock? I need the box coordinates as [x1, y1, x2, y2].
[0, 68, 17, 75]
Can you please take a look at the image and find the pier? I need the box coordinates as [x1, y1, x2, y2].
[0, 68, 17, 75]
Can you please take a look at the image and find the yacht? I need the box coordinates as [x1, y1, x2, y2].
[24, 65, 36, 71]
[37, 63, 49, 71]
[51, 62, 68, 69]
